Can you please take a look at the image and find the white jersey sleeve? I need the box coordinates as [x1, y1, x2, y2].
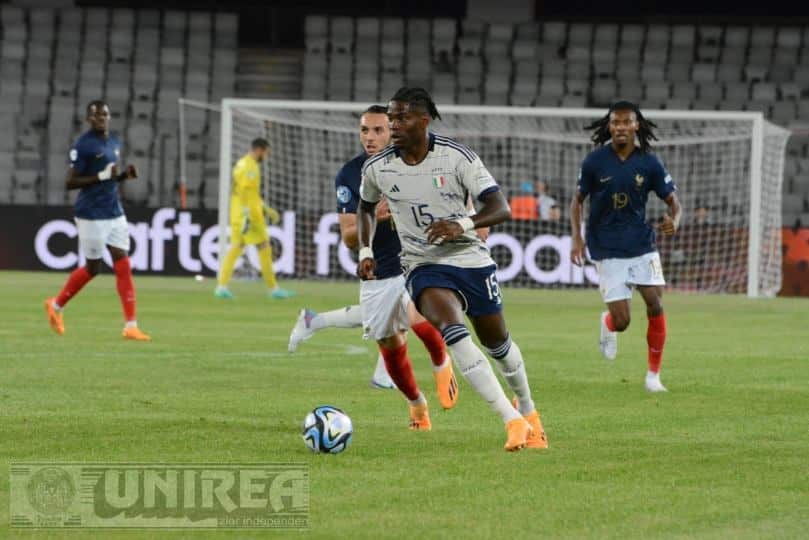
[458, 154, 498, 202]
[359, 161, 382, 203]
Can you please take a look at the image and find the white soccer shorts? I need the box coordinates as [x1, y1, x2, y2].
[595, 251, 666, 303]
[75, 215, 130, 260]
[359, 274, 411, 341]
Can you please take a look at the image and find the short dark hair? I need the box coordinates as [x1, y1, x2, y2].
[363, 104, 388, 115]
[86, 100, 109, 116]
[251, 138, 269, 149]
[390, 87, 441, 120]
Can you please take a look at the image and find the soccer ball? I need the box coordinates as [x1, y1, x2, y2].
[301, 405, 353, 454]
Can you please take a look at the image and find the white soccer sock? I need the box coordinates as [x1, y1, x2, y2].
[52, 300, 62, 311]
[312, 305, 363, 330]
[125, 320, 138, 329]
[443, 328, 520, 423]
[486, 337, 535, 416]
[408, 391, 427, 406]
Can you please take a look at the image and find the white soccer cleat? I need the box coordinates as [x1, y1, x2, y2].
[645, 371, 668, 393]
[288, 308, 317, 352]
[370, 355, 396, 390]
[599, 311, 618, 361]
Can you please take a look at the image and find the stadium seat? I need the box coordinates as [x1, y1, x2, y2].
[668, 63, 691, 82]
[591, 80, 618, 106]
[542, 21, 567, 44]
[330, 16, 354, 55]
[561, 78, 583, 99]
[641, 63, 665, 81]
[750, 26, 776, 49]
[593, 23, 619, 47]
[215, 13, 239, 49]
[691, 62, 717, 83]
[744, 65, 768, 82]
[619, 24, 644, 47]
[751, 82, 777, 102]
[645, 81, 670, 100]
[432, 18, 456, 61]
[772, 101, 797, 126]
[568, 23, 592, 45]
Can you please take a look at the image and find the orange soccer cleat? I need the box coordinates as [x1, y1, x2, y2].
[122, 326, 151, 341]
[433, 357, 459, 410]
[504, 417, 532, 452]
[523, 410, 549, 449]
[44, 298, 64, 336]
[408, 401, 432, 431]
[512, 397, 549, 449]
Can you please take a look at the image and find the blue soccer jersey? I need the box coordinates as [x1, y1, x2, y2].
[577, 145, 677, 261]
[335, 152, 402, 279]
[70, 130, 124, 220]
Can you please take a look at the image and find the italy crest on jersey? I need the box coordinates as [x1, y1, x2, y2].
[433, 175, 445, 188]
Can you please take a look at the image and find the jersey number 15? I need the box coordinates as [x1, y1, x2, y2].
[410, 204, 435, 226]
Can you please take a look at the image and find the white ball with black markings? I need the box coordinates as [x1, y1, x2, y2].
[301, 406, 353, 454]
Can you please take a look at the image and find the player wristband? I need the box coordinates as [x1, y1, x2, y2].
[454, 217, 475, 232]
[358, 247, 374, 261]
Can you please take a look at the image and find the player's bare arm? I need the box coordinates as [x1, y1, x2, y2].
[569, 192, 586, 266]
[658, 192, 682, 236]
[465, 196, 490, 242]
[356, 198, 378, 280]
[66, 164, 137, 190]
[425, 190, 510, 244]
[338, 198, 391, 251]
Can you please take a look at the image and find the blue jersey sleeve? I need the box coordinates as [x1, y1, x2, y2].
[576, 156, 596, 198]
[649, 154, 676, 200]
[335, 166, 360, 214]
[69, 139, 90, 175]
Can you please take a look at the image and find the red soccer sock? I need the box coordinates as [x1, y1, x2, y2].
[55, 266, 94, 307]
[113, 257, 137, 322]
[605, 312, 617, 332]
[411, 321, 446, 368]
[647, 313, 667, 374]
[379, 344, 421, 401]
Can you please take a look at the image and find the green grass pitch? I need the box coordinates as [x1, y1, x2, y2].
[1, 270, 807, 539]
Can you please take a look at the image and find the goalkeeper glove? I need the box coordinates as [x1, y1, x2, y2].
[264, 204, 281, 225]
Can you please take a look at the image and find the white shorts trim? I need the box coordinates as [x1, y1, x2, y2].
[75, 216, 130, 260]
[595, 251, 666, 303]
[360, 275, 410, 341]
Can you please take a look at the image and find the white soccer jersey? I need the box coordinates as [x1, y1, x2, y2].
[360, 133, 498, 270]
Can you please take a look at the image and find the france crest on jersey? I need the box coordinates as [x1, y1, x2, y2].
[577, 145, 676, 261]
[70, 130, 124, 220]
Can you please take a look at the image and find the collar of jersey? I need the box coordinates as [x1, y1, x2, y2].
[392, 132, 436, 160]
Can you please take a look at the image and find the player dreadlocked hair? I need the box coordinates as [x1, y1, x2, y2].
[585, 101, 658, 153]
[390, 87, 442, 120]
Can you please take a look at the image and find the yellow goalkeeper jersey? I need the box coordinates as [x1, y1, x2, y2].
[229, 153, 268, 244]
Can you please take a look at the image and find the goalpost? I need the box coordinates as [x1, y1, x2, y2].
[185, 99, 791, 297]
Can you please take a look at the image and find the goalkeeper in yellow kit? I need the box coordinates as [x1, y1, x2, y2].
[214, 138, 295, 299]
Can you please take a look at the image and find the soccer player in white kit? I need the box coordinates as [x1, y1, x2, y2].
[288, 105, 459, 415]
[358, 88, 548, 451]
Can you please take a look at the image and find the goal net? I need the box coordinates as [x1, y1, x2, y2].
[191, 99, 790, 297]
